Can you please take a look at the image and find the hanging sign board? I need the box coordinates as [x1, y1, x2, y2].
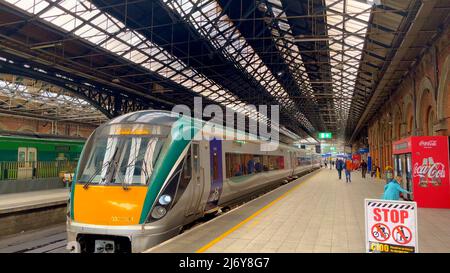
[365, 199, 418, 253]
[318, 132, 332, 139]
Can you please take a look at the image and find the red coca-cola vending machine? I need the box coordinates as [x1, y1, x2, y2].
[352, 153, 362, 169]
[392, 136, 450, 208]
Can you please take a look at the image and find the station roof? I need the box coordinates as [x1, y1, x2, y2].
[0, 0, 448, 142]
[0, 74, 108, 125]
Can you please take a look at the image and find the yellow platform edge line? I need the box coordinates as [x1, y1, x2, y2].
[196, 172, 318, 253]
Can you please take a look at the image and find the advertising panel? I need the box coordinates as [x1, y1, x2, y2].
[393, 137, 412, 154]
[352, 154, 361, 169]
[411, 136, 450, 208]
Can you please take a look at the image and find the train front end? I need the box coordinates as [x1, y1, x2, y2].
[67, 111, 195, 253]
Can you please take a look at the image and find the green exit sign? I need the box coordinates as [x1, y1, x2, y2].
[330, 146, 336, 151]
[318, 132, 332, 139]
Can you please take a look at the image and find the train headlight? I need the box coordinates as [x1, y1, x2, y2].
[151, 206, 167, 219]
[158, 195, 172, 205]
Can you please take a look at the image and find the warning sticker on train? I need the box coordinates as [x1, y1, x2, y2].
[365, 199, 418, 253]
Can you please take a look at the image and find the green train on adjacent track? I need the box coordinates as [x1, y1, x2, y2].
[0, 134, 86, 181]
[0, 135, 85, 162]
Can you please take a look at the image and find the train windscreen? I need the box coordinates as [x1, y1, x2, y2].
[76, 123, 168, 186]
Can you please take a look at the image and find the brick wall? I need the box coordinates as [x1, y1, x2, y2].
[0, 116, 97, 138]
[365, 26, 450, 173]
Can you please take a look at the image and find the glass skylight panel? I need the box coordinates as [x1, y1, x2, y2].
[75, 24, 101, 39]
[163, 0, 306, 125]
[7, 0, 292, 134]
[5, 0, 47, 14]
[325, 0, 371, 120]
[103, 38, 128, 54]
[28, 0, 48, 14]
[266, 0, 316, 105]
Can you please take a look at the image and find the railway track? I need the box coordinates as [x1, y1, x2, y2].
[0, 172, 311, 253]
[0, 224, 68, 253]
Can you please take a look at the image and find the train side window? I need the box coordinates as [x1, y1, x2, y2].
[174, 147, 192, 204]
[182, 148, 192, 181]
[277, 156, 285, 169]
[212, 148, 219, 180]
[254, 155, 263, 173]
[28, 148, 37, 162]
[192, 144, 200, 173]
[18, 148, 26, 162]
[226, 153, 238, 177]
[225, 153, 286, 178]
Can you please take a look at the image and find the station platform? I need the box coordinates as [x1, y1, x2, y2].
[0, 188, 69, 215]
[0, 188, 69, 238]
[145, 169, 450, 253]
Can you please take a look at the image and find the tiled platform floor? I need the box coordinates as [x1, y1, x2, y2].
[147, 168, 450, 253]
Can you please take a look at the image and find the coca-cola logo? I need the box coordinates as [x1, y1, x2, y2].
[419, 140, 437, 147]
[413, 162, 446, 179]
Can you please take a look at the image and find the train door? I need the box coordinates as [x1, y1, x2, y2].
[185, 142, 204, 216]
[17, 147, 36, 179]
[204, 139, 223, 212]
[289, 151, 295, 176]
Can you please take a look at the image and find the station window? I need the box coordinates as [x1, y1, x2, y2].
[225, 153, 284, 178]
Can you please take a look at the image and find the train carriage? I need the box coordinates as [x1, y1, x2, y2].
[0, 135, 84, 162]
[0, 135, 85, 180]
[67, 110, 320, 253]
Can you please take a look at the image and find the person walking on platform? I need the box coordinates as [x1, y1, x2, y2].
[344, 159, 353, 183]
[361, 159, 368, 178]
[336, 158, 344, 180]
[382, 176, 411, 200]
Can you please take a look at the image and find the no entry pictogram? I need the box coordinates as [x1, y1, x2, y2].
[392, 225, 412, 245]
[371, 223, 390, 242]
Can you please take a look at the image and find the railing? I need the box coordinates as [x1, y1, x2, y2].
[0, 161, 78, 181]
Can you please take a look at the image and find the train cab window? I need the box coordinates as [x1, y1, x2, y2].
[77, 126, 166, 186]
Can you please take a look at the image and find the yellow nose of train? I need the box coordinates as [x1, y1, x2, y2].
[73, 184, 148, 225]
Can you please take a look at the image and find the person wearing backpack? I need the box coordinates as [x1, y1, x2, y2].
[336, 158, 344, 180]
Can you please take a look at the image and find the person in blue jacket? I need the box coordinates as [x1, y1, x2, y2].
[336, 158, 344, 180]
[382, 176, 411, 200]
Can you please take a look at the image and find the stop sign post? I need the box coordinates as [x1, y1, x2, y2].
[365, 199, 418, 253]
